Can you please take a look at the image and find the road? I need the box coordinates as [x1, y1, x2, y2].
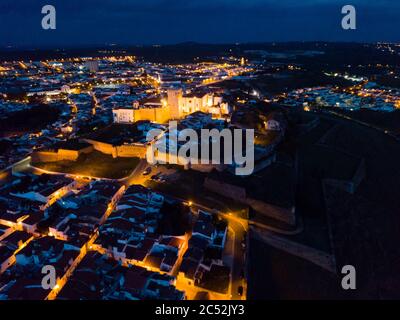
[120, 159, 149, 186]
[224, 220, 247, 300]
[161, 195, 249, 300]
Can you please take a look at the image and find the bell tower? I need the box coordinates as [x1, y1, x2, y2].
[167, 87, 183, 119]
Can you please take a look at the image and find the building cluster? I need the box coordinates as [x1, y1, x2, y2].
[46, 180, 125, 246]
[0, 173, 78, 233]
[0, 54, 256, 171]
[57, 251, 184, 300]
[0, 54, 260, 300]
[0, 166, 231, 299]
[178, 210, 228, 289]
[284, 84, 400, 112]
[0, 236, 81, 300]
[112, 87, 231, 125]
[0, 101, 72, 170]
[92, 184, 186, 275]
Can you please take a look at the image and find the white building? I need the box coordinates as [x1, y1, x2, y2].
[167, 88, 229, 118]
[112, 108, 134, 123]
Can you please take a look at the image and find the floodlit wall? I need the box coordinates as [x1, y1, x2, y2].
[83, 139, 147, 159]
[204, 177, 296, 225]
[115, 144, 147, 158]
[133, 107, 171, 124]
[83, 139, 115, 156]
[31, 146, 93, 163]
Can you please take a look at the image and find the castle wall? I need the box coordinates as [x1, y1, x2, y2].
[31, 146, 93, 163]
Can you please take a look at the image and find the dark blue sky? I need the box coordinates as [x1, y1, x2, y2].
[0, 0, 399, 48]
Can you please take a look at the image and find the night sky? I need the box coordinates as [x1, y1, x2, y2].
[0, 0, 399, 48]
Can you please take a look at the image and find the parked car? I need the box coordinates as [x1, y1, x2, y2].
[151, 173, 162, 181]
[142, 167, 152, 175]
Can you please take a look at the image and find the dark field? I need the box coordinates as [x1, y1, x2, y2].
[249, 112, 400, 299]
[32, 150, 140, 179]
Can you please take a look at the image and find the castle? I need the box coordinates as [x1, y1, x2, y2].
[112, 88, 230, 124]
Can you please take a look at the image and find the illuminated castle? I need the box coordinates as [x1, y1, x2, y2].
[167, 88, 229, 119]
[112, 98, 170, 124]
[113, 88, 229, 124]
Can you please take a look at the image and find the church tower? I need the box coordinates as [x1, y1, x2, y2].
[167, 87, 183, 119]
